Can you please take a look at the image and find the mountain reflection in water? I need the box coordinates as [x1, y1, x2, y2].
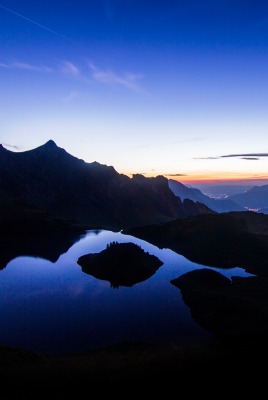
[0, 230, 252, 356]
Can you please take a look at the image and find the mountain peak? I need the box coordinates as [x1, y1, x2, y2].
[43, 140, 58, 148]
[35, 140, 63, 154]
[0, 141, 58, 154]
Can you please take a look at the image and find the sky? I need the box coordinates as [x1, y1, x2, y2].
[1, 0, 268, 186]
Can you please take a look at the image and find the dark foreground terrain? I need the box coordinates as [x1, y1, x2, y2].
[1, 339, 268, 398]
[1, 207, 268, 397]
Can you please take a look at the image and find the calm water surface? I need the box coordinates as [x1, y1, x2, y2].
[0, 230, 252, 355]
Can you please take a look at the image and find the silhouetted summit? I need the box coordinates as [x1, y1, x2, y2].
[0, 140, 214, 230]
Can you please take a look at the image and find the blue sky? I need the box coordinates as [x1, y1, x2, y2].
[1, 0, 268, 185]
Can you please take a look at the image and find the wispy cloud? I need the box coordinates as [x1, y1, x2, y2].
[12, 62, 52, 72]
[88, 62, 145, 93]
[1, 57, 145, 94]
[196, 156, 219, 160]
[221, 153, 268, 158]
[240, 157, 259, 160]
[2, 143, 22, 150]
[0, 62, 9, 68]
[195, 153, 268, 160]
[59, 61, 81, 78]
[1, 60, 80, 76]
[165, 173, 188, 177]
[0, 61, 52, 72]
[249, 174, 268, 180]
[2, 58, 94, 95]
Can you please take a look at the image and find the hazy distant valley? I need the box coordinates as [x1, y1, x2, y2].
[169, 179, 268, 214]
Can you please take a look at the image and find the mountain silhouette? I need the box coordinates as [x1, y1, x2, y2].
[0, 140, 214, 230]
[228, 184, 268, 212]
[168, 179, 245, 213]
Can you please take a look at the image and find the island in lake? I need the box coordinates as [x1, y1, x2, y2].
[77, 241, 163, 288]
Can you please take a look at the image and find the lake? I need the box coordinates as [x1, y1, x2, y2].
[0, 229, 252, 356]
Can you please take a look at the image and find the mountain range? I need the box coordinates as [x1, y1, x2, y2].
[227, 185, 268, 213]
[168, 179, 246, 213]
[169, 179, 268, 214]
[2, 139, 268, 382]
[0, 140, 214, 230]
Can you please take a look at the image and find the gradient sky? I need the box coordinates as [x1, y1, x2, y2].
[1, 0, 268, 185]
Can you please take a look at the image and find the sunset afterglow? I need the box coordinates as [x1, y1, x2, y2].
[1, 1, 268, 185]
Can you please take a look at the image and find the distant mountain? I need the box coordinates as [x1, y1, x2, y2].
[228, 185, 268, 212]
[0, 140, 214, 230]
[168, 179, 245, 213]
[193, 184, 254, 199]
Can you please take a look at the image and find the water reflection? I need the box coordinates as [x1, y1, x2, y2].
[0, 229, 86, 270]
[0, 230, 252, 355]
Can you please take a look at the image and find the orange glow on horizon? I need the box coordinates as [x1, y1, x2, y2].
[175, 177, 268, 185]
[165, 172, 268, 186]
[124, 170, 268, 186]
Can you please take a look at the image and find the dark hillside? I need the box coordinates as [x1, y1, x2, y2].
[0, 140, 214, 230]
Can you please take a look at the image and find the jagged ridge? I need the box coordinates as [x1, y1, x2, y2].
[0, 140, 214, 230]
